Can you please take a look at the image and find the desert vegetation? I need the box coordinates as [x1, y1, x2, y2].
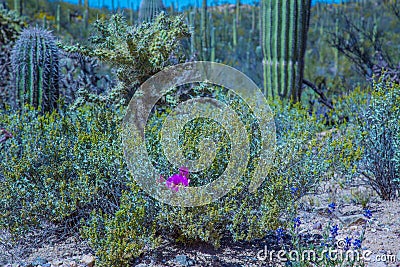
[0, 0, 399, 266]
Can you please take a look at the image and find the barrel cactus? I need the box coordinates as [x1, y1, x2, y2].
[138, 0, 165, 23]
[11, 27, 60, 111]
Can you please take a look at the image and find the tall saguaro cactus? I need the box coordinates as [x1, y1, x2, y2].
[138, 0, 165, 23]
[13, 0, 22, 16]
[84, 0, 89, 29]
[56, 4, 60, 33]
[11, 27, 60, 111]
[200, 0, 208, 60]
[261, 0, 311, 102]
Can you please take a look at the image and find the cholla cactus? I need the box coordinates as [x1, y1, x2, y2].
[138, 0, 165, 23]
[59, 12, 190, 106]
[11, 27, 60, 111]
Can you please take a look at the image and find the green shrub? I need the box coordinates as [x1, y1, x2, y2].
[358, 78, 400, 200]
[112, 84, 352, 250]
[81, 185, 157, 266]
[0, 84, 367, 266]
[0, 104, 129, 235]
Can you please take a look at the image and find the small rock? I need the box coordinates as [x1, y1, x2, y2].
[51, 260, 63, 266]
[175, 255, 189, 266]
[372, 261, 387, 267]
[211, 255, 218, 261]
[298, 229, 308, 235]
[81, 255, 95, 267]
[312, 221, 322, 230]
[32, 257, 48, 266]
[340, 215, 366, 227]
[396, 250, 400, 261]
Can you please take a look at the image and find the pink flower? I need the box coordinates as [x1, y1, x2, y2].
[164, 166, 190, 192]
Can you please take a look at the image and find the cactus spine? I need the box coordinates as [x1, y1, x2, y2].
[11, 27, 60, 111]
[138, 0, 165, 23]
[261, 0, 311, 102]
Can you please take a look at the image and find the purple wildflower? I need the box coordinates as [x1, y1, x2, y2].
[344, 237, 352, 250]
[290, 187, 298, 196]
[328, 202, 336, 213]
[293, 217, 301, 228]
[165, 166, 190, 192]
[330, 225, 339, 237]
[363, 209, 372, 219]
[276, 227, 285, 242]
[353, 239, 362, 249]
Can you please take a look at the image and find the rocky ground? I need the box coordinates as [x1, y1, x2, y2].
[1, 177, 399, 267]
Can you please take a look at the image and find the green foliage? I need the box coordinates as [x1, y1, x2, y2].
[358, 77, 400, 200]
[127, 84, 352, 248]
[58, 12, 190, 106]
[11, 27, 60, 112]
[0, 104, 129, 235]
[81, 186, 157, 267]
[0, 6, 26, 108]
[0, 84, 369, 266]
[0, 6, 26, 43]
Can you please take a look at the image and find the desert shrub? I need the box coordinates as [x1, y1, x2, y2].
[98, 83, 357, 253]
[0, 104, 130, 236]
[0, 85, 366, 266]
[81, 185, 157, 266]
[357, 77, 400, 200]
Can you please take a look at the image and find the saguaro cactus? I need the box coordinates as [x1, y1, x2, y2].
[13, 0, 22, 16]
[189, 10, 196, 55]
[11, 27, 60, 111]
[138, 0, 165, 22]
[200, 0, 208, 60]
[261, 0, 312, 102]
[84, 0, 89, 29]
[56, 4, 60, 32]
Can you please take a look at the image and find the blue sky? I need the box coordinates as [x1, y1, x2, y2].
[62, 0, 345, 11]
